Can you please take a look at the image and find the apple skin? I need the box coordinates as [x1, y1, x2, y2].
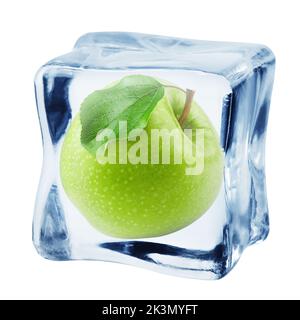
[60, 86, 223, 238]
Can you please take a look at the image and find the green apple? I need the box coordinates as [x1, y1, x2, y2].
[60, 79, 223, 238]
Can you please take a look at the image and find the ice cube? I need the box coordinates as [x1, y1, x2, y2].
[33, 32, 275, 279]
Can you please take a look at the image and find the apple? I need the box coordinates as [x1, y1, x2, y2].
[60, 80, 223, 238]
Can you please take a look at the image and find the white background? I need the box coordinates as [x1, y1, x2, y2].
[0, 0, 299, 300]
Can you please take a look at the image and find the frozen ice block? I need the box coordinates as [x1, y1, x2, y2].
[33, 32, 275, 279]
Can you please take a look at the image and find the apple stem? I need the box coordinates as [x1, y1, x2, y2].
[178, 89, 195, 127]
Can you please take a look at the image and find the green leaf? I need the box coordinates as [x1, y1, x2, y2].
[80, 75, 164, 155]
